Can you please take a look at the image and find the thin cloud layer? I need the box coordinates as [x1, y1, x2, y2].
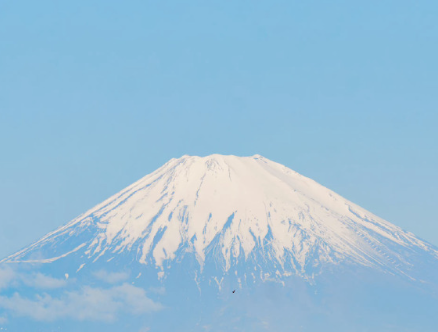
[148, 286, 166, 295]
[22, 272, 67, 289]
[0, 266, 15, 290]
[0, 283, 163, 322]
[0, 266, 67, 290]
[93, 270, 129, 284]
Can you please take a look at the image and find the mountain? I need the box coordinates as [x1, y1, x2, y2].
[1, 155, 437, 332]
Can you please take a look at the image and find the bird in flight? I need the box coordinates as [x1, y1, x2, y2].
[232, 290, 236, 293]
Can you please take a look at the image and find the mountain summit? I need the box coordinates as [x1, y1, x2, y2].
[4, 154, 437, 283]
[2, 155, 438, 331]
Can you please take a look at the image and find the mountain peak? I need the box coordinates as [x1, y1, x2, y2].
[4, 155, 437, 282]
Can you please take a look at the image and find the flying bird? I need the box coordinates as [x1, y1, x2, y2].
[232, 290, 236, 293]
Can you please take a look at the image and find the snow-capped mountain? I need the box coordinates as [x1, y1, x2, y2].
[2, 155, 438, 332]
[3, 154, 437, 281]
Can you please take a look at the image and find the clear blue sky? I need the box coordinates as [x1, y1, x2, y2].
[0, 0, 437, 258]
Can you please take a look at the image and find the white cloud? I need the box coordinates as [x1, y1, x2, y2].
[0, 267, 67, 290]
[0, 266, 16, 290]
[93, 270, 129, 284]
[0, 316, 7, 324]
[22, 273, 67, 289]
[0, 283, 162, 322]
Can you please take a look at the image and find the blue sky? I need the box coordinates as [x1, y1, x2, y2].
[0, 0, 437, 258]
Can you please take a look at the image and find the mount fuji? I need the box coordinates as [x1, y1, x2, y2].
[1, 155, 437, 331]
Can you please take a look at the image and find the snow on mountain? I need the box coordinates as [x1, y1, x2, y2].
[4, 154, 437, 281]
